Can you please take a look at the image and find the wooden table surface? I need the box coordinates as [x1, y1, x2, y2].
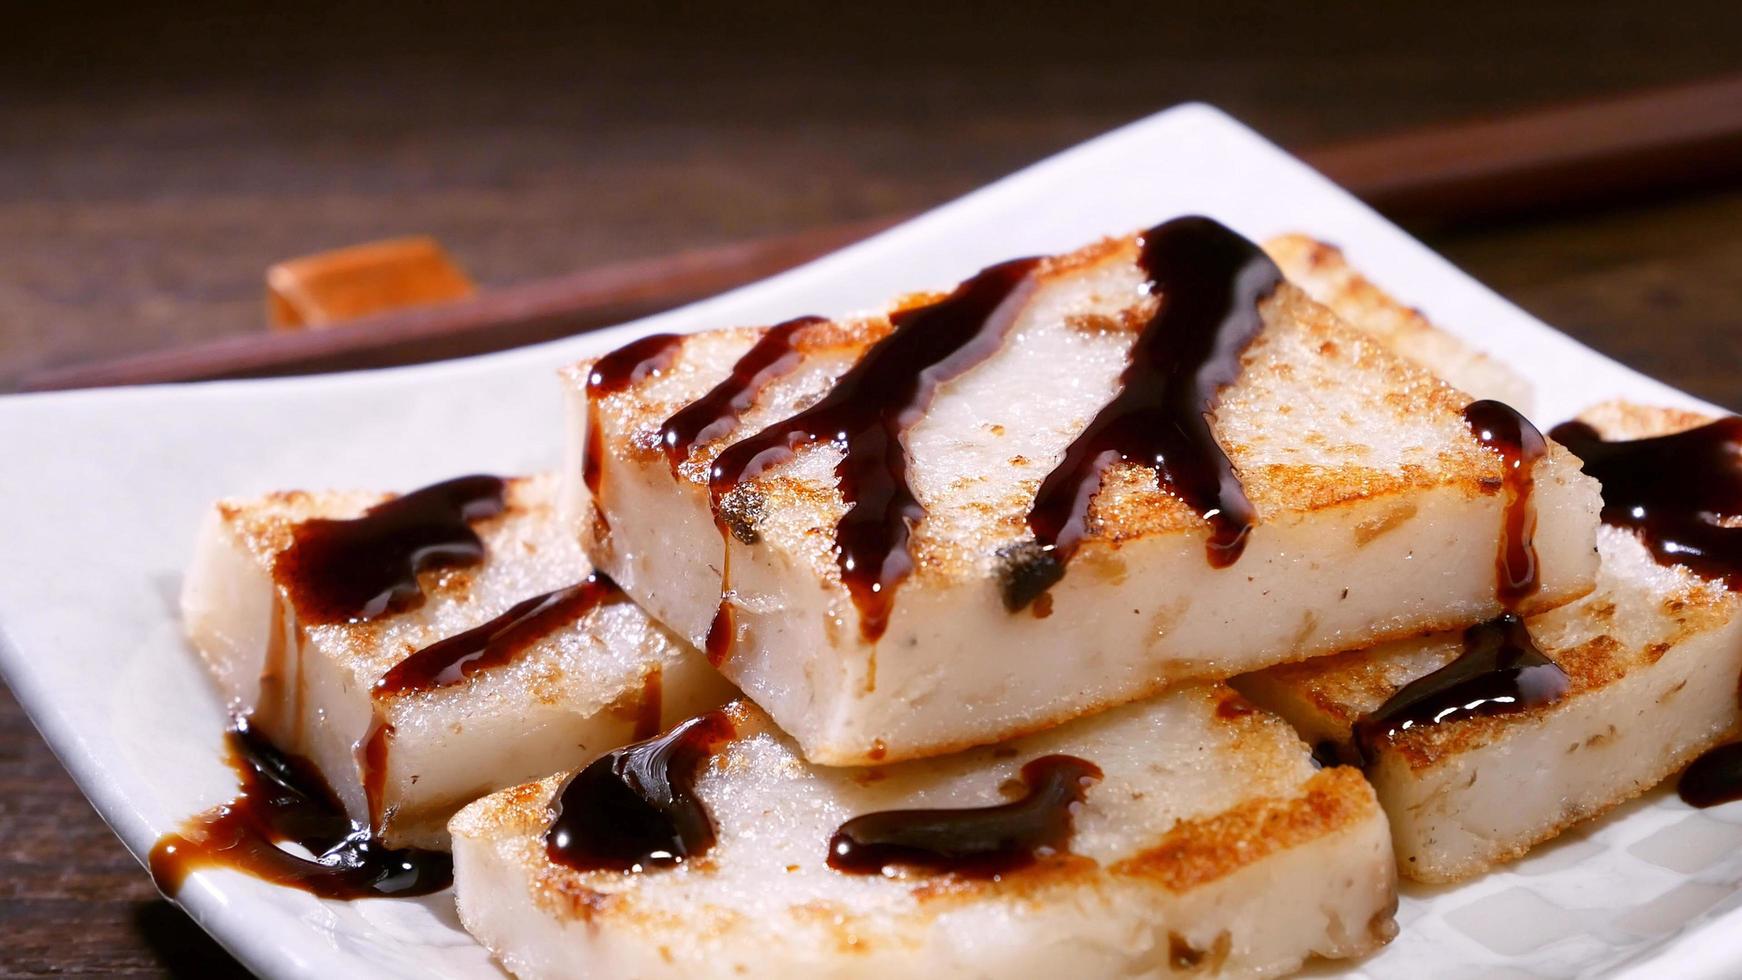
[3, 3, 1740, 975]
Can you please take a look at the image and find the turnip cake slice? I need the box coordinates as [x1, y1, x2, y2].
[180, 473, 735, 847]
[1237, 404, 1742, 882]
[450, 689, 1397, 979]
[1262, 233, 1533, 410]
[564, 215, 1601, 765]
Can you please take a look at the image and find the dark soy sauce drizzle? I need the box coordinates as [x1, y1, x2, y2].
[826, 755, 1102, 877]
[1465, 399, 1547, 605]
[1550, 416, 1742, 590]
[1352, 613, 1569, 756]
[1345, 400, 1568, 758]
[709, 257, 1042, 642]
[1311, 740, 1356, 770]
[1679, 742, 1742, 808]
[375, 573, 624, 695]
[357, 573, 625, 826]
[360, 719, 392, 830]
[545, 709, 736, 873]
[583, 332, 685, 508]
[704, 600, 735, 668]
[275, 475, 506, 624]
[1551, 415, 1742, 805]
[1009, 216, 1281, 611]
[660, 315, 828, 473]
[150, 720, 452, 899]
[666, 317, 822, 665]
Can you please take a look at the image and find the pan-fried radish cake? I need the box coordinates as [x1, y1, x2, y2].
[1237, 403, 1742, 883]
[564, 215, 1601, 765]
[1262, 233, 1532, 410]
[179, 473, 735, 849]
[450, 690, 1397, 979]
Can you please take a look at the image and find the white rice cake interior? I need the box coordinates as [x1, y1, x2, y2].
[1262, 233, 1533, 411]
[451, 688, 1397, 979]
[180, 473, 735, 847]
[1237, 405, 1742, 882]
[566, 228, 1601, 765]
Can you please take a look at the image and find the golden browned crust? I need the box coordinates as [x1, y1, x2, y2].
[1263, 234, 1435, 350]
[1259, 406, 1736, 774]
[1035, 234, 1139, 281]
[225, 477, 539, 598]
[462, 695, 1376, 945]
[573, 229, 1557, 602]
[901, 854, 1103, 906]
[442, 685, 1399, 974]
[1263, 232, 1530, 410]
[450, 773, 559, 838]
[216, 476, 608, 694]
[1387, 590, 1737, 771]
[1110, 767, 1377, 893]
[1078, 283, 1503, 545]
[566, 316, 897, 484]
[222, 488, 390, 563]
[1261, 586, 1729, 769]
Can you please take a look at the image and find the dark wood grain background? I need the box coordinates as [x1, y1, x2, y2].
[3, 2, 1740, 975]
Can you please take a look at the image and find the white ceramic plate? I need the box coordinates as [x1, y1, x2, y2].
[2, 104, 1739, 979]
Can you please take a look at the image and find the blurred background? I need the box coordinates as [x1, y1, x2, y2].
[2, 1, 1739, 973]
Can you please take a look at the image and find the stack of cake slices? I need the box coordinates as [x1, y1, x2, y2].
[175, 217, 1742, 979]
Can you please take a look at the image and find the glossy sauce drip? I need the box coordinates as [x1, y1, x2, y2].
[704, 600, 735, 668]
[826, 754, 1102, 877]
[1678, 741, 1742, 808]
[1560, 415, 1742, 808]
[357, 575, 632, 828]
[545, 709, 736, 872]
[1352, 613, 1569, 756]
[659, 315, 827, 473]
[1341, 400, 1558, 757]
[1549, 416, 1742, 590]
[1464, 399, 1547, 604]
[275, 475, 506, 624]
[360, 720, 392, 831]
[709, 257, 1041, 641]
[583, 333, 684, 508]
[1311, 740, 1355, 770]
[149, 721, 451, 899]
[1011, 216, 1281, 610]
[375, 574, 623, 695]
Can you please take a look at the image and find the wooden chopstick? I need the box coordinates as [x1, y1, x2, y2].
[22, 217, 899, 390]
[23, 73, 1742, 392]
[1312, 73, 1742, 224]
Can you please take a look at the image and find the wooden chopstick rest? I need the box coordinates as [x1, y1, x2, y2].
[266, 236, 476, 330]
